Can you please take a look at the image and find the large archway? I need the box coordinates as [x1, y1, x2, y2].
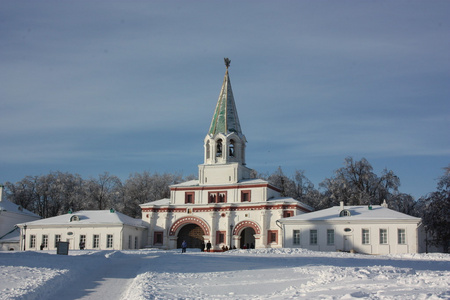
[177, 224, 205, 249]
[240, 227, 256, 249]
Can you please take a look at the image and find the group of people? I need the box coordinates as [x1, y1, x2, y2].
[181, 240, 255, 253]
[221, 245, 236, 251]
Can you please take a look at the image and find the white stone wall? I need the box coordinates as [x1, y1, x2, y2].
[21, 225, 146, 251]
[282, 222, 420, 254]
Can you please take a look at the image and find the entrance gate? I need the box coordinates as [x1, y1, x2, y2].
[240, 227, 256, 249]
[177, 224, 205, 249]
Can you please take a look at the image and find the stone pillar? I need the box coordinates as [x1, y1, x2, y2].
[254, 234, 262, 248]
[260, 211, 267, 248]
[165, 212, 174, 249]
[209, 211, 218, 250]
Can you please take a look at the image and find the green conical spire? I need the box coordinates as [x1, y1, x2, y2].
[208, 58, 243, 136]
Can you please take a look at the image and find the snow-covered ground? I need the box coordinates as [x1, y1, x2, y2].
[1, 248, 449, 300]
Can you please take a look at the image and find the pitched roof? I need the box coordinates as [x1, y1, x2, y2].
[17, 210, 145, 228]
[279, 205, 421, 223]
[208, 64, 243, 137]
[0, 198, 40, 218]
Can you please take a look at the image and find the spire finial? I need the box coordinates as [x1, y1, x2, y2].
[224, 57, 231, 69]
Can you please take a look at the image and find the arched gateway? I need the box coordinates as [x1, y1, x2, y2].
[233, 220, 260, 249]
[177, 224, 205, 249]
[169, 216, 210, 249]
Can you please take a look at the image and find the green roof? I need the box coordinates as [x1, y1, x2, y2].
[208, 68, 243, 136]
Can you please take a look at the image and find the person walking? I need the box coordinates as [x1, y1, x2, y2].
[206, 241, 212, 252]
[181, 240, 187, 253]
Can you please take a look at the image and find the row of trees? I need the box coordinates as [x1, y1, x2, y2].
[3, 157, 449, 252]
[4, 171, 193, 219]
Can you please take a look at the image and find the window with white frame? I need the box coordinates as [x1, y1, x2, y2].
[362, 229, 370, 244]
[128, 235, 132, 249]
[379, 229, 388, 244]
[106, 234, 113, 248]
[93, 235, 100, 249]
[30, 235, 36, 248]
[327, 229, 335, 245]
[398, 229, 406, 244]
[293, 230, 300, 245]
[42, 235, 48, 248]
[54, 234, 61, 248]
[310, 230, 317, 245]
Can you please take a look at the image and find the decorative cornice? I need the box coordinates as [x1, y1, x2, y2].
[142, 203, 310, 214]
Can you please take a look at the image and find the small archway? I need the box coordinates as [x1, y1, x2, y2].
[206, 141, 211, 159]
[233, 220, 260, 249]
[216, 139, 223, 157]
[229, 139, 235, 157]
[240, 227, 256, 249]
[177, 224, 205, 249]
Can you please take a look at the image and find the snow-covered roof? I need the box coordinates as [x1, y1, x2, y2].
[267, 197, 314, 211]
[0, 198, 40, 218]
[171, 180, 199, 188]
[140, 198, 170, 207]
[279, 205, 421, 223]
[17, 210, 146, 228]
[170, 178, 271, 188]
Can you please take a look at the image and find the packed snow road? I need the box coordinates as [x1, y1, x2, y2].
[0, 248, 449, 299]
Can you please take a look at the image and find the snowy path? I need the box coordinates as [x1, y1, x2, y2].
[1, 249, 449, 300]
[50, 252, 144, 300]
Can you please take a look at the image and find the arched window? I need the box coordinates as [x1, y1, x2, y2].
[229, 139, 235, 157]
[70, 215, 79, 222]
[339, 210, 351, 217]
[206, 141, 210, 159]
[216, 139, 223, 157]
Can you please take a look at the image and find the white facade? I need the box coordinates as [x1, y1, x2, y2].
[0, 185, 41, 251]
[17, 210, 147, 251]
[140, 62, 312, 251]
[279, 202, 422, 254]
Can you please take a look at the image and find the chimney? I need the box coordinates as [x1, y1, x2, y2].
[340, 201, 344, 211]
[0, 184, 3, 202]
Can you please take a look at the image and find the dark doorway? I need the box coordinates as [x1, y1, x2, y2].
[177, 224, 205, 249]
[240, 227, 256, 249]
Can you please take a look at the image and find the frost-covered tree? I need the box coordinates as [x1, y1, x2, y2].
[122, 171, 184, 218]
[418, 166, 450, 253]
[265, 167, 319, 209]
[319, 157, 401, 208]
[4, 172, 86, 218]
[85, 172, 122, 211]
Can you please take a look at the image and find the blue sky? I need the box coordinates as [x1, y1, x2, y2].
[1, 1, 449, 199]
